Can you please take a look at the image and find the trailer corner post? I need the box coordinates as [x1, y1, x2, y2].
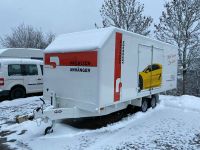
[150, 45, 154, 96]
[50, 91, 56, 108]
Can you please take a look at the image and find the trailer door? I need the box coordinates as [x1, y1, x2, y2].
[152, 47, 164, 89]
[120, 34, 138, 101]
[138, 45, 164, 94]
[138, 45, 153, 92]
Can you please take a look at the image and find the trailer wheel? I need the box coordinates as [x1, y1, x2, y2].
[139, 75, 143, 91]
[150, 97, 157, 108]
[10, 86, 26, 100]
[141, 99, 148, 112]
[44, 126, 53, 135]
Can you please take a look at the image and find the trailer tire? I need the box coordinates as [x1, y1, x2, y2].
[150, 97, 157, 108]
[139, 75, 143, 90]
[10, 86, 26, 100]
[154, 94, 159, 103]
[44, 126, 53, 135]
[141, 99, 148, 112]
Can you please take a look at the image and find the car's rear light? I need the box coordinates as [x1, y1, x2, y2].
[0, 78, 4, 86]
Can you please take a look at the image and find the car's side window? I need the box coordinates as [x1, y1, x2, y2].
[8, 64, 22, 76]
[21, 64, 38, 76]
[152, 65, 159, 71]
[146, 68, 151, 72]
[144, 66, 151, 72]
[147, 66, 152, 72]
[40, 65, 43, 75]
[26, 64, 38, 75]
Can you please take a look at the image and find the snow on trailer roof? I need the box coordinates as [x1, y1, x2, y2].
[45, 27, 177, 53]
[0, 48, 43, 59]
[45, 27, 115, 53]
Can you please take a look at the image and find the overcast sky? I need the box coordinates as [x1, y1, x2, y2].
[0, 0, 167, 39]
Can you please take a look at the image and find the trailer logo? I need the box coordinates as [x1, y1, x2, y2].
[45, 51, 97, 68]
[167, 54, 176, 65]
[70, 67, 90, 73]
[70, 61, 91, 66]
[121, 41, 125, 64]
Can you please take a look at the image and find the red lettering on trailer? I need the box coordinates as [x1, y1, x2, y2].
[45, 51, 97, 68]
[114, 32, 122, 102]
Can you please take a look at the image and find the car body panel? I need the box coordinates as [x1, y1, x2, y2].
[139, 64, 162, 90]
[0, 58, 43, 96]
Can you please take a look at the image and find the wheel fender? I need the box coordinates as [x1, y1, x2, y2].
[7, 81, 26, 92]
[10, 84, 26, 94]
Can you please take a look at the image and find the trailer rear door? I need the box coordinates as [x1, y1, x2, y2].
[44, 51, 98, 112]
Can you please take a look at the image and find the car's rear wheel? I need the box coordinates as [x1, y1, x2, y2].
[10, 87, 26, 100]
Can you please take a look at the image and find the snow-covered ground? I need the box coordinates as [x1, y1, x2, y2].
[0, 95, 200, 150]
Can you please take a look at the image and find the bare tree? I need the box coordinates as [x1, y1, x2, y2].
[154, 0, 200, 94]
[0, 24, 55, 49]
[98, 0, 153, 36]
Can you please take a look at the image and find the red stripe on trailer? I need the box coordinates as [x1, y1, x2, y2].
[114, 32, 122, 102]
[45, 51, 97, 68]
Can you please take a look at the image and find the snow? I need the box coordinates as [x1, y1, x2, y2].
[0, 96, 50, 128]
[0, 48, 41, 54]
[0, 58, 43, 64]
[45, 27, 176, 54]
[45, 27, 115, 53]
[1, 95, 200, 149]
[0, 48, 43, 59]
[160, 95, 200, 113]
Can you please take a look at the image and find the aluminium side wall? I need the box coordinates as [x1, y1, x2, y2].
[99, 28, 178, 108]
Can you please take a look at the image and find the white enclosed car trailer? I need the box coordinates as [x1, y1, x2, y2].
[17, 27, 178, 134]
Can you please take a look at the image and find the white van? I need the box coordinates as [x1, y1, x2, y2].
[0, 58, 43, 99]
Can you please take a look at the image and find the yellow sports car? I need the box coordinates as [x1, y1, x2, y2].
[139, 64, 162, 90]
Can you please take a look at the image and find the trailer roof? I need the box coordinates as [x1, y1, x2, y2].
[45, 27, 177, 53]
[45, 27, 114, 53]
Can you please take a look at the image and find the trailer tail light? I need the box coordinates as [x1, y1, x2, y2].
[0, 78, 4, 86]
